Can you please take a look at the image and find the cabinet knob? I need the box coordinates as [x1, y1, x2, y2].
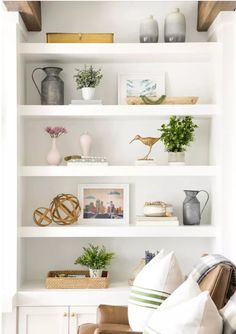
[71, 312, 77, 317]
[64, 312, 68, 317]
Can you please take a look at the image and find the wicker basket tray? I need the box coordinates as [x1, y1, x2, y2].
[45, 270, 109, 289]
[126, 96, 198, 105]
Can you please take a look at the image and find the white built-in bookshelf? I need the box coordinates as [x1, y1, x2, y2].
[4, 10, 236, 327]
[17, 39, 221, 295]
[2, 2, 236, 333]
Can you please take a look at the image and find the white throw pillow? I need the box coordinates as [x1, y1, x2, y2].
[220, 292, 236, 334]
[159, 274, 201, 310]
[145, 291, 223, 334]
[128, 250, 183, 331]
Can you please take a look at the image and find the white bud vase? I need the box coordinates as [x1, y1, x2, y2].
[47, 138, 62, 165]
[80, 132, 92, 156]
[82, 87, 95, 100]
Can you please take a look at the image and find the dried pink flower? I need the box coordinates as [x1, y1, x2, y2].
[45, 126, 67, 138]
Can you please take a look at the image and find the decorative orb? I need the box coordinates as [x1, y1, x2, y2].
[33, 207, 52, 227]
[50, 193, 81, 225]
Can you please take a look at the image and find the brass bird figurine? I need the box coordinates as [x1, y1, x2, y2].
[129, 135, 160, 160]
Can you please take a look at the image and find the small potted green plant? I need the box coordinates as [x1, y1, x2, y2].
[159, 116, 198, 165]
[74, 65, 103, 101]
[74, 244, 114, 278]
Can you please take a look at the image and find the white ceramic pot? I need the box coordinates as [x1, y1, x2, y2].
[89, 268, 103, 278]
[80, 132, 92, 156]
[47, 138, 62, 166]
[164, 8, 186, 43]
[168, 152, 185, 165]
[144, 203, 166, 217]
[143, 202, 174, 217]
[82, 87, 95, 100]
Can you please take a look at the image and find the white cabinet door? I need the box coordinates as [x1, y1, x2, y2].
[70, 306, 97, 334]
[18, 306, 69, 334]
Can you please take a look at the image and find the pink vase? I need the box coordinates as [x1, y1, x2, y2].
[47, 138, 62, 165]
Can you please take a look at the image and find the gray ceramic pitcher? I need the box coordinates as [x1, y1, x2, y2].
[32, 67, 64, 105]
[183, 190, 209, 225]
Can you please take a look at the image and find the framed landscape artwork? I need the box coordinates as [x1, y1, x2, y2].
[118, 73, 165, 105]
[78, 184, 129, 225]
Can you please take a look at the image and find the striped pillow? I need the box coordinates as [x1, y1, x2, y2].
[129, 285, 170, 309]
[128, 250, 183, 331]
[220, 292, 236, 334]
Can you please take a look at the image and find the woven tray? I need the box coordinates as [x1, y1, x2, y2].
[45, 270, 109, 289]
[126, 96, 198, 105]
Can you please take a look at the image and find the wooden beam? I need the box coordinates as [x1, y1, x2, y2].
[4, 1, 41, 31]
[198, 1, 236, 31]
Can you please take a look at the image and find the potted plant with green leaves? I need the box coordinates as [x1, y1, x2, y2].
[74, 65, 103, 100]
[159, 116, 198, 165]
[74, 244, 114, 278]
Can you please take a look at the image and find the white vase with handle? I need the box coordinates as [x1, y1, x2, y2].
[47, 138, 62, 165]
[80, 132, 92, 156]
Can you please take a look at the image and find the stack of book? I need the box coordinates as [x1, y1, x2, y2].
[71, 100, 102, 105]
[66, 156, 108, 166]
[136, 216, 179, 226]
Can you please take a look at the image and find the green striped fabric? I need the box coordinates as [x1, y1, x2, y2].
[129, 285, 170, 310]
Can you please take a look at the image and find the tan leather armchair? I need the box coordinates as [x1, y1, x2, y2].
[78, 264, 233, 334]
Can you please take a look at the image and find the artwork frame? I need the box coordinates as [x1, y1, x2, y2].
[78, 184, 129, 225]
[118, 73, 165, 105]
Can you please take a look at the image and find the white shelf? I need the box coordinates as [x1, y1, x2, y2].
[19, 104, 220, 118]
[19, 42, 220, 63]
[20, 166, 219, 177]
[19, 225, 218, 238]
[17, 281, 130, 306]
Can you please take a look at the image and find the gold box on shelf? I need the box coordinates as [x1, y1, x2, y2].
[47, 33, 114, 43]
[45, 270, 109, 289]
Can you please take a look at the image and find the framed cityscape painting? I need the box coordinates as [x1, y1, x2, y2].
[78, 184, 129, 225]
[118, 73, 165, 105]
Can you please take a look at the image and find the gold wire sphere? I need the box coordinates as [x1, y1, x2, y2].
[50, 193, 81, 225]
[33, 207, 52, 227]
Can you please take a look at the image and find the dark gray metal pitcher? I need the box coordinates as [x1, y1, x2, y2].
[183, 190, 209, 225]
[32, 67, 64, 105]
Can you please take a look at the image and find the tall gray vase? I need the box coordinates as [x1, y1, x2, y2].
[164, 8, 186, 43]
[32, 67, 64, 105]
[140, 16, 159, 43]
[183, 190, 209, 225]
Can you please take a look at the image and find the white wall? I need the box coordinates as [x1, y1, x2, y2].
[208, 13, 236, 263]
[24, 237, 213, 283]
[23, 118, 210, 166]
[26, 62, 215, 105]
[27, 1, 207, 43]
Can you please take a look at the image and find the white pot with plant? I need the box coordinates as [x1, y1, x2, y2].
[159, 116, 198, 165]
[74, 244, 114, 278]
[74, 65, 103, 101]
